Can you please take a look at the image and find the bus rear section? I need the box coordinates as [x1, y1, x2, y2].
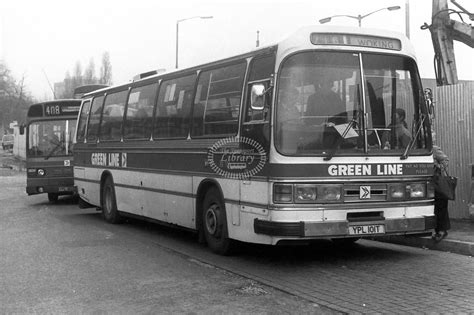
[25, 100, 81, 202]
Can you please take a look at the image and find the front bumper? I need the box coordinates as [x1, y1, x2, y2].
[254, 216, 436, 237]
[26, 177, 76, 195]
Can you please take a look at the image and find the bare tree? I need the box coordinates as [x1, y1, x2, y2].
[72, 61, 83, 89]
[84, 58, 97, 85]
[0, 63, 16, 98]
[99, 51, 112, 85]
[0, 62, 33, 129]
[62, 71, 73, 99]
[57, 52, 113, 98]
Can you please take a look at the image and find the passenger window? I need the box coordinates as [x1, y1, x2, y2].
[192, 62, 247, 136]
[86, 95, 104, 142]
[153, 74, 195, 139]
[76, 100, 91, 143]
[124, 83, 158, 140]
[100, 90, 128, 141]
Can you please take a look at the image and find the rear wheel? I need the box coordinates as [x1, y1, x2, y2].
[202, 187, 234, 255]
[48, 193, 59, 203]
[102, 176, 122, 223]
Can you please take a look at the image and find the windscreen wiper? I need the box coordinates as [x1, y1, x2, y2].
[44, 140, 64, 160]
[44, 142, 63, 160]
[400, 114, 426, 160]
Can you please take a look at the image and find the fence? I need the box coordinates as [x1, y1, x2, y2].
[428, 80, 474, 219]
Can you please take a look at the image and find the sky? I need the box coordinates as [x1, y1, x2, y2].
[1, 0, 473, 100]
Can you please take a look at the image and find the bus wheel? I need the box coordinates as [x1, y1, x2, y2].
[202, 188, 234, 255]
[102, 176, 122, 224]
[48, 193, 59, 203]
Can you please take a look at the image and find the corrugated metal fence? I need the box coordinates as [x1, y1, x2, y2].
[432, 81, 474, 219]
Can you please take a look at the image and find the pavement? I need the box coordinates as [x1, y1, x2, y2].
[375, 219, 474, 257]
[2, 153, 473, 257]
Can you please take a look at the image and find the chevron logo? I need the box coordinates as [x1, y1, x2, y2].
[121, 153, 127, 168]
[360, 186, 371, 199]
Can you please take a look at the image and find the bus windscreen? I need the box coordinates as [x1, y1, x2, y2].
[28, 119, 77, 158]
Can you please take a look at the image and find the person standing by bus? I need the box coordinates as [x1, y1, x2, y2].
[432, 131, 450, 242]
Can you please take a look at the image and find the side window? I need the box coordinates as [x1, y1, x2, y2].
[245, 54, 275, 122]
[100, 90, 128, 141]
[76, 100, 91, 143]
[86, 95, 104, 142]
[192, 62, 246, 137]
[124, 83, 158, 140]
[248, 54, 275, 81]
[153, 74, 196, 139]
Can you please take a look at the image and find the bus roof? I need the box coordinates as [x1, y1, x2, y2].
[74, 84, 109, 98]
[82, 44, 278, 96]
[276, 25, 416, 61]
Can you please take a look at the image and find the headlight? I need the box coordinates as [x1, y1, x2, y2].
[295, 185, 317, 203]
[318, 185, 342, 201]
[37, 169, 45, 176]
[408, 183, 426, 198]
[273, 184, 293, 203]
[388, 183, 406, 199]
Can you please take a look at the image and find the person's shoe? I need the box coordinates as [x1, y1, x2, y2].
[442, 231, 448, 239]
[434, 231, 448, 242]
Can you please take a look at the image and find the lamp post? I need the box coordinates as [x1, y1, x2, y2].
[319, 6, 400, 27]
[176, 16, 213, 69]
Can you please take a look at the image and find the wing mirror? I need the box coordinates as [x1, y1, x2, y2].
[250, 84, 266, 110]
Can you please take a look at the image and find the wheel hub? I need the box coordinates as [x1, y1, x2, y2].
[205, 205, 219, 235]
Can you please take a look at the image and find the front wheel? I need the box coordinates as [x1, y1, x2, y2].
[202, 187, 234, 255]
[102, 176, 122, 224]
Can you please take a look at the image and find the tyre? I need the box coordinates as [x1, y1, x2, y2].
[102, 176, 122, 224]
[48, 193, 59, 203]
[202, 187, 234, 255]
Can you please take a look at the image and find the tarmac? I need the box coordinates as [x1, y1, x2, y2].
[2, 154, 473, 257]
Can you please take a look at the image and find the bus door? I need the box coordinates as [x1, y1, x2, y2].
[241, 54, 275, 157]
[238, 54, 275, 225]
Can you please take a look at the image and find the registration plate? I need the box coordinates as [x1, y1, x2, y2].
[349, 224, 385, 235]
